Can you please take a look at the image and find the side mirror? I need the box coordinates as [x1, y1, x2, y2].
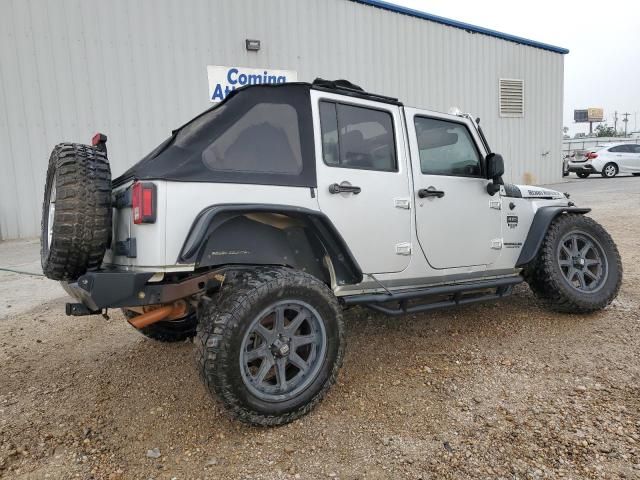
[486, 153, 504, 180]
[485, 153, 504, 196]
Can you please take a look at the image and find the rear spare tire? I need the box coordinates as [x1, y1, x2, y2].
[41, 143, 112, 281]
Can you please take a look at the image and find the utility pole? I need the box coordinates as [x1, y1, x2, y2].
[614, 111, 619, 135]
[622, 112, 630, 137]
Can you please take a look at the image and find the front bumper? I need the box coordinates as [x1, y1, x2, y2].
[62, 269, 223, 313]
[567, 163, 596, 173]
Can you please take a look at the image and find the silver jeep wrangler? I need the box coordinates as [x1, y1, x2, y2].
[41, 79, 622, 425]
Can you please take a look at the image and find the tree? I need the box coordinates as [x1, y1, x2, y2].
[595, 124, 617, 137]
[563, 126, 569, 135]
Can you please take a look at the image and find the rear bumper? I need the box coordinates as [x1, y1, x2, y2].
[62, 269, 223, 313]
[567, 163, 597, 173]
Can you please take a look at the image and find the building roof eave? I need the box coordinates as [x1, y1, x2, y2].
[351, 0, 570, 55]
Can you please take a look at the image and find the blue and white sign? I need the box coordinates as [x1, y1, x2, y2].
[207, 65, 298, 103]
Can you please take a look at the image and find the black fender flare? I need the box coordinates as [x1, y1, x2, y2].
[515, 206, 591, 268]
[178, 204, 363, 285]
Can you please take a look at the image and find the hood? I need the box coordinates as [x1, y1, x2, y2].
[515, 185, 565, 200]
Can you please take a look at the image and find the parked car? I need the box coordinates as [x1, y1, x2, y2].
[40, 79, 622, 426]
[562, 153, 573, 176]
[567, 143, 640, 178]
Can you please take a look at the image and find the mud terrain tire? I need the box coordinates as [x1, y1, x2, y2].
[195, 267, 345, 426]
[41, 143, 111, 281]
[525, 214, 622, 313]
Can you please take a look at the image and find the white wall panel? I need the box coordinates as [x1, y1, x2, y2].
[0, 0, 565, 239]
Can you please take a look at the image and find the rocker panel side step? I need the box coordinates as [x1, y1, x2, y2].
[341, 276, 523, 316]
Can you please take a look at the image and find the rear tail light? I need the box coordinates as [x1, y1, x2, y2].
[586, 152, 598, 159]
[91, 132, 108, 153]
[132, 182, 156, 224]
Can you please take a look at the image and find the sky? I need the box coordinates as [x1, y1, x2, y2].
[389, 0, 640, 135]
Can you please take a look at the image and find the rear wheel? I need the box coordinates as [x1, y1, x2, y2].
[525, 214, 622, 313]
[601, 163, 618, 178]
[41, 143, 112, 281]
[195, 267, 345, 426]
[576, 172, 590, 178]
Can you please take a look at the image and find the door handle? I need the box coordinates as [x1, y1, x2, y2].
[418, 186, 445, 198]
[329, 183, 361, 194]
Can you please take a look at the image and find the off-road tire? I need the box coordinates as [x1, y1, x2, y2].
[601, 162, 618, 178]
[41, 143, 111, 281]
[576, 172, 590, 178]
[123, 309, 198, 342]
[524, 214, 622, 313]
[195, 267, 345, 426]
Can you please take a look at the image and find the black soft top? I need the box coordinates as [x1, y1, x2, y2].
[113, 80, 401, 188]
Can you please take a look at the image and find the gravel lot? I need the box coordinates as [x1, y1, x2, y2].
[1, 176, 639, 479]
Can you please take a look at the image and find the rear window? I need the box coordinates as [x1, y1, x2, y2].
[608, 145, 630, 153]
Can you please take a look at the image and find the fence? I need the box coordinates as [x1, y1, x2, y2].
[563, 137, 640, 156]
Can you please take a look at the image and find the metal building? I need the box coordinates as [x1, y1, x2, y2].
[0, 0, 567, 240]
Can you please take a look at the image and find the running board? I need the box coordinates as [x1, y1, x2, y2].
[342, 276, 523, 316]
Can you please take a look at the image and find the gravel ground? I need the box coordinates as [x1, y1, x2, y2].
[1, 176, 639, 479]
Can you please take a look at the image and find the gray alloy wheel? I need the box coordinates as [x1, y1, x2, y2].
[602, 163, 618, 178]
[240, 300, 327, 402]
[195, 267, 345, 426]
[524, 213, 622, 313]
[556, 231, 608, 293]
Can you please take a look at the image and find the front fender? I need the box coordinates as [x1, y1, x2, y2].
[516, 206, 591, 268]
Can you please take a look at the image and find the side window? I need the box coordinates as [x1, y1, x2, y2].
[319, 102, 339, 166]
[630, 145, 640, 153]
[202, 102, 302, 174]
[414, 117, 482, 177]
[608, 145, 629, 153]
[319, 101, 397, 172]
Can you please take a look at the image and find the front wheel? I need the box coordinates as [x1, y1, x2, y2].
[525, 214, 622, 313]
[195, 268, 345, 426]
[601, 163, 618, 178]
[576, 172, 591, 178]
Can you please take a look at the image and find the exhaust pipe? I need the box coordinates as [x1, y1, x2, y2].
[127, 301, 187, 329]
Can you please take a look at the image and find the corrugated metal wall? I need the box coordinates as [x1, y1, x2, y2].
[0, 0, 564, 240]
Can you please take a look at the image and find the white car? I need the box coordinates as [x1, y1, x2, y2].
[567, 143, 640, 178]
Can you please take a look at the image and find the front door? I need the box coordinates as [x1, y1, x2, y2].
[311, 90, 412, 274]
[405, 108, 502, 269]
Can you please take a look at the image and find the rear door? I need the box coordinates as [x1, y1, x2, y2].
[405, 108, 502, 269]
[608, 144, 635, 172]
[311, 90, 412, 274]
